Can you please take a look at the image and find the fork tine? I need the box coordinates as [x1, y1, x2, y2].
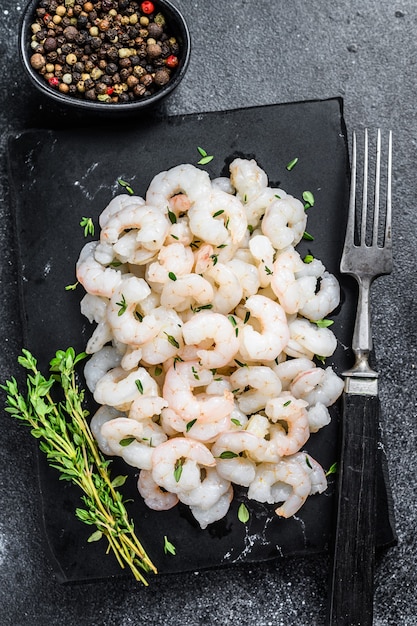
[386, 130, 392, 246]
[344, 130, 357, 249]
[372, 129, 381, 245]
[361, 128, 368, 244]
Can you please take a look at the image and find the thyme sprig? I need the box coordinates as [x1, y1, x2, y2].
[1, 348, 157, 585]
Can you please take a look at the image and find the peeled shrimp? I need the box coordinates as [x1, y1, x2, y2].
[227, 258, 260, 298]
[290, 366, 344, 407]
[137, 469, 179, 511]
[80, 293, 113, 354]
[261, 196, 307, 250]
[229, 157, 268, 203]
[99, 194, 146, 228]
[229, 366, 282, 414]
[160, 273, 214, 312]
[298, 271, 340, 321]
[248, 234, 276, 288]
[238, 295, 289, 362]
[90, 405, 123, 456]
[76, 241, 122, 298]
[146, 242, 194, 285]
[270, 246, 316, 314]
[94, 365, 161, 412]
[211, 431, 266, 487]
[177, 467, 231, 509]
[107, 275, 158, 347]
[151, 437, 216, 494]
[188, 188, 247, 246]
[181, 311, 240, 369]
[145, 163, 212, 211]
[285, 317, 338, 360]
[83, 345, 122, 393]
[293, 452, 328, 495]
[190, 486, 234, 529]
[203, 263, 243, 315]
[271, 455, 312, 517]
[139, 306, 184, 365]
[162, 359, 234, 422]
[100, 417, 160, 470]
[265, 395, 310, 456]
[100, 203, 170, 252]
[273, 357, 316, 391]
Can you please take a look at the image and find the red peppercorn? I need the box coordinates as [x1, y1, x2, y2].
[48, 76, 59, 87]
[107, 87, 114, 95]
[141, 1, 154, 14]
[165, 54, 178, 69]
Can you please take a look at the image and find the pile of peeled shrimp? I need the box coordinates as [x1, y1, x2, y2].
[76, 157, 344, 529]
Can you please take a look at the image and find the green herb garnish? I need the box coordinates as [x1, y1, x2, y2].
[2, 348, 156, 584]
[118, 178, 134, 195]
[197, 146, 214, 165]
[286, 157, 298, 171]
[238, 502, 250, 524]
[116, 294, 127, 316]
[163, 535, 176, 556]
[80, 217, 95, 237]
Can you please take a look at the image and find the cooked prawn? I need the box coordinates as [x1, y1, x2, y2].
[76, 241, 122, 298]
[107, 275, 159, 347]
[137, 469, 179, 511]
[265, 394, 310, 456]
[151, 437, 216, 494]
[238, 295, 289, 362]
[162, 359, 234, 422]
[181, 311, 240, 369]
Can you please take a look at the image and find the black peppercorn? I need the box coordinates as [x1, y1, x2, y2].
[105, 62, 118, 75]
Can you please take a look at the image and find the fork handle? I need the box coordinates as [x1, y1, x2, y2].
[327, 392, 379, 626]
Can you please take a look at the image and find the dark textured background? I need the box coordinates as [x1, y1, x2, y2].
[0, 1, 415, 624]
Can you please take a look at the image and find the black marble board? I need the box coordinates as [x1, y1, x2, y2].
[7, 98, 396, 584]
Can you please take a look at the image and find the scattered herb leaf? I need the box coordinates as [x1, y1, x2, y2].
[218, 450, 238, 459]
[186, 419, 197, 432]
[302, 191, 315, 208]
[238, 502, 250, 524]
[80, 216, 95, 237]
[116, 294, 127, 316]
[286, 157, 298, 171]
[326, 462, 338, 476]
[118, 178, 134, 195]
[120, 436, 135, 447]
[314, 319, 334, 328]
[135, 379, 144, 394]
[197, 146, 214, 165]
[65, 282, 79, 291]
[163, 535, 176, 556]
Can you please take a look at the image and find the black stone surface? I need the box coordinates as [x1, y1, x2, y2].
[0, 1, 415, 624]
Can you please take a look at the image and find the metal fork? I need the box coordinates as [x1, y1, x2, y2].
[327, 129, 393, 625]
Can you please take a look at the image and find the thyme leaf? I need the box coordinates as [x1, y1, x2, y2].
[286, 157, 298, 171]
[238, 502, 250, 524]
[326, 461, 338, 476]
[197, 146, 214, 165]
[163, 535, 176, 556]
[80, 217, 95, 237]
[65, 282, 79, 291]
[116, 294, 127, 316]
[118, 178, 135, 195]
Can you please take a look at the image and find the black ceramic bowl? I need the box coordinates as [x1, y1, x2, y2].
[20, 0, 191, 113]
